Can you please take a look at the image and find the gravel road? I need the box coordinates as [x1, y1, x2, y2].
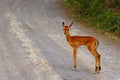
[0, 0, 120, 80]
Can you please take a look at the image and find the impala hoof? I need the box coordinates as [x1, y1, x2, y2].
[93, 71, 100, 74]
[93, 71, 97, 74]
[93, 66, 101, 74]
[73, 68, 76, 71]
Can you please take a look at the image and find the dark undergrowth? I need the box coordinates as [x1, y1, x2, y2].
[63, 0, 120, 38]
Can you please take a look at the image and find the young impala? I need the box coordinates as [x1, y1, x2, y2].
[62, 22, 101, 74]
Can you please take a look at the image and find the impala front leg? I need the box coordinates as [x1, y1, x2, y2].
[73, 47, 77, 71]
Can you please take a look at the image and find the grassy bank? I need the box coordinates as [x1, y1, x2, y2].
[63, 0, 120, 38]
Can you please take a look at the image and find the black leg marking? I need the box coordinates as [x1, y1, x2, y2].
[99, 66, 101, 71]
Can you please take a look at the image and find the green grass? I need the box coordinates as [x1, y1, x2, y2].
[63, 0, 120, 38]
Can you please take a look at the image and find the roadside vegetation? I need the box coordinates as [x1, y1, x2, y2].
[63, 0, 120, 38]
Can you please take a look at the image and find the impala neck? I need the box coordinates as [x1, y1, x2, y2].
[65, 32, 71, 43]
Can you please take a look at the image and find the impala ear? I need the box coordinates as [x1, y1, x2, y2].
[62, 22, 65, 27]
[69, 22, 73, 28]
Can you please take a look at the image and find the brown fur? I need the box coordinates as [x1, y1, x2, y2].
[62, 22, 101, 74]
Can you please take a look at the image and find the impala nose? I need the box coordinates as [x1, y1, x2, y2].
[64, 32, 65, 34]
[64, 31, 67, 35]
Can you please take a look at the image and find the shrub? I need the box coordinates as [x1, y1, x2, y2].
[64, 0, 120, 38]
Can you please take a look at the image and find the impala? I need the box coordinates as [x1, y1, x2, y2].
[62, 22, 101, 74]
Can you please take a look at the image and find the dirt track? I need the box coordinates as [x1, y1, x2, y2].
[0, 0, 120, 80]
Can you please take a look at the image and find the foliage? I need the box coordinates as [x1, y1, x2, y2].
[64, 0, 120, 38]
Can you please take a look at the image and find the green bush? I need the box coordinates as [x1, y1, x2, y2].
[64, 0, 120, 38]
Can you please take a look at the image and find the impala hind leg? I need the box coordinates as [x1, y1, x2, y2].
[73, 47, 77, 71]
[93, 52, 101, 74]
[88, 45, 101, 74]
[90, 50, 100, 73]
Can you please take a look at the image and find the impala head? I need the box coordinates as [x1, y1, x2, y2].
[62, 22, 73, 35]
